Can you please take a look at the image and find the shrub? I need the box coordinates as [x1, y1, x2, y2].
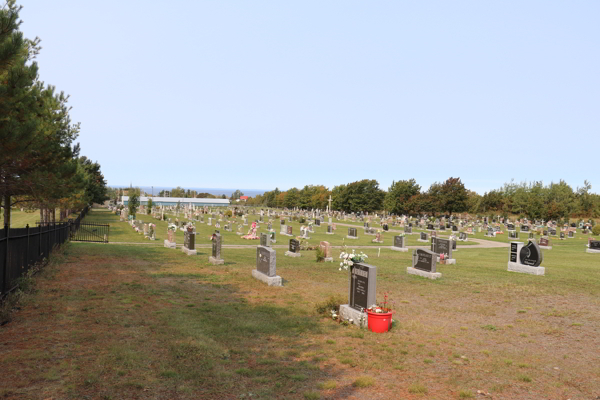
[315, 247, 325, 262]
[299, 217, 306, 223]
[592, 225, 600, 236]
[408, 383, 428, 394]
[352, 376, 374, 388]
[315, 295, 346, 315]
[224, 210, 232, 217]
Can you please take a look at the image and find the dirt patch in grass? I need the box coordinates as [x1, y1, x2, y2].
[1, 242, 599, 400]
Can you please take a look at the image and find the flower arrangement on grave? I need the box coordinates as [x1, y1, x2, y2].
[439, 253, 449, 264]
[364, 293, 394, 332]
[339, 249, 368, 271]
[366, 293, 394, 314]
[168, 223, 177, 232]
[397, 233, 405, 237]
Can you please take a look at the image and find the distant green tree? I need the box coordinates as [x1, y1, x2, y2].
[147, 198, 153, 214]
[196, 193, 216, 198]
[384, 179, 421, 215]
[439, 177, 468, 215]
[170, 187, 185, 197]
[283, 187, 299, 209]
[331, 180, 384, 213]
[230, 189, 244, 200]
[128, 193, 139, 217]
[524, 182, 545, 220]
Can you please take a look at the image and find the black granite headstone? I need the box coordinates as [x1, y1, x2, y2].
[520, 241, 543, 266]
[289, 238, 299, 253]
[412, 249, 436, 273]
[349, 263, 376, 311]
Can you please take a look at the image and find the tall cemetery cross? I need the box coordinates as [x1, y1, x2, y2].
[328, 195, 333, 213]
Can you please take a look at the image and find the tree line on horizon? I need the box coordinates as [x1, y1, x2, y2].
[0, 2, 107, 226]
[248, 178, 599, 221]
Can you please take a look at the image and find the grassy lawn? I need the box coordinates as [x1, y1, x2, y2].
[0, 209, 41, 228]
[0, 209, 599, 399]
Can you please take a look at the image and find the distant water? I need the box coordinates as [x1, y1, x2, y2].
[129, 186, 268, 198]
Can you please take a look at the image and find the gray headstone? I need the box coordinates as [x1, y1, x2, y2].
[431, 237, 452, 259]
[184, 231, 195, 250]
[393, 235, 405, 248]
[256, 246, 276, 277]
[212, 233, 222, 258]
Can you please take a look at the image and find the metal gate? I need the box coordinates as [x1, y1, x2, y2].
[71, 222, 109, 243]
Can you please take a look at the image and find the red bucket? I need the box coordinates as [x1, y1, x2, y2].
[366, 311, 393, 333]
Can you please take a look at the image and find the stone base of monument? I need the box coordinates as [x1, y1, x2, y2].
[539, 245, 552, 250]
[326, 232, 334, 235]
[164, 240, 176, 249]
[365, 232, 376, 236]
[437, 257, 456, 264]
[285, 251, 301, 257]
[507, 262, 545, 275]
[236, 232, 243, 235]
[346, 236, 359, 240]
[251, 270, 282, 286]
[407, 267, 442, 280]
[390, 246, 408, 252]
[417, 239, 428, 243]
[243, 223, 248, 226]
[586, 248, 600, 254]
[209, 256, 224, 265]
[339, 304, 367, 328]
[371, 240, 384, 244]
[182, 247, 197, 256]
[324, 257, 333, 262]
[281, 233, 293, 237]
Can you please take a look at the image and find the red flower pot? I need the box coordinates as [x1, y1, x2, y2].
[366, 310, 393, 333]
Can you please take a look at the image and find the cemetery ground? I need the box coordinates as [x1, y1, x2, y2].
[0, 211, 599, 399]
[0, 209, 45, 228]
[83, 210, 479, 248]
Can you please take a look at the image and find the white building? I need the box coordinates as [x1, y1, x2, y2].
[121, 196, 230, 207]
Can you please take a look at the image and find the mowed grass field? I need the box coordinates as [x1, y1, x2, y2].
[0, 209, 599, 399]
[0, 209, 41, 228]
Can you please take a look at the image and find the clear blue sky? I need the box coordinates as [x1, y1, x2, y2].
[21, 1, 600, 194]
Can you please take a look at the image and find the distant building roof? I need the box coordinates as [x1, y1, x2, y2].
[121, 196, 230, 206]
[240, 196, 249, 200]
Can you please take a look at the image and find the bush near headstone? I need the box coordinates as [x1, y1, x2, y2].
[593, 225, 600, 236]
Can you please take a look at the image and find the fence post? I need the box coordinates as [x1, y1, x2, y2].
[3, 224, 9, 296]
[26, 224, 30, 267]
[39, 221, 42, 257]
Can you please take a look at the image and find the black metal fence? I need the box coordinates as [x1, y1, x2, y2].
[71, 223, 109, 243]
[0, 206, 90, 298]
